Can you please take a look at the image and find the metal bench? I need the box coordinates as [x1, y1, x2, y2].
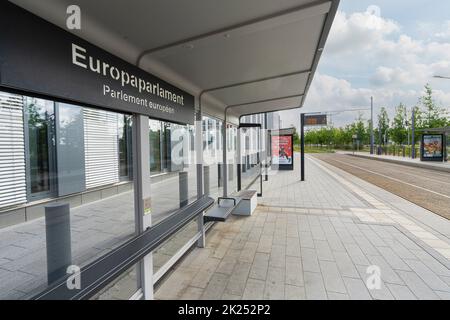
[204, 189, 258, 222]
[33, 196, 214, 300]
[203, 196, 243, 223]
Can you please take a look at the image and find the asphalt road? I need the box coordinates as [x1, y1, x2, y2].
[312, 153, 450, 220]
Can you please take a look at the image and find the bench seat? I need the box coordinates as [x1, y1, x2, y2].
[203, 197, 243, 223]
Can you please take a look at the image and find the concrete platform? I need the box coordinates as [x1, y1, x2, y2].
[155, 155, 450, 300]
[345, 152, 450, 173]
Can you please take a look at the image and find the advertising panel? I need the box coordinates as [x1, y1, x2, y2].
[421, 134, 444, 161]
[271, 135, 294, 170]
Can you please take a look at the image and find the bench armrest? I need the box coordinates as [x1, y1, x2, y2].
[218, 197, 236, 207]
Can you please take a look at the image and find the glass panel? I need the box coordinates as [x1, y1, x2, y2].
[153, 219, 197, 274]
[203, 116, 223, 200]
[92, 265, 138, 300]
[240, 126, 261, 192]
[149, 119, 162, 173]
[118, 115, 132, 179]
[0, 95, 137, 300]
[227, 125, 238, 194]
[150, 121, 197, 225]
[56, 103, 85, 196]
[26, 97, 55, 196]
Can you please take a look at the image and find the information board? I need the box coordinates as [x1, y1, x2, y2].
[304, 115, 327, 126]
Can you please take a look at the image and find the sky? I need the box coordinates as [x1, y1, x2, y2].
[279, 0, 450, 128]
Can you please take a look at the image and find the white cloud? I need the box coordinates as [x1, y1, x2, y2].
[294, 72, 450, 127]
[305, 73, 419, 109]
[322, 8, 450, 89]
[289, 5, 450, 128]
[326, 8, 400, 55]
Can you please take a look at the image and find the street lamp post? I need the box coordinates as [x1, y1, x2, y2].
[432, 75, 449, 161]
[370, 97, 374, 155]
[411, 107, 416, 159]
[378, 121, 382, 155]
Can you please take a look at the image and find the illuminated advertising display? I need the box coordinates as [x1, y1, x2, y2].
[271, 135, 294, 170]
[421, 134, 444, 161]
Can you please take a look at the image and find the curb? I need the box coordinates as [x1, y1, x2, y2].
[347, 153, 450, 173]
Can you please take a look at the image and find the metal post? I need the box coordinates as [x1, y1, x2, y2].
[370, 96, 374, 155]
[259, 161, 263, 197]
[179, 171, 188, 208]
[444, 134, 448, 162]
[45, 203, 72, 284]
[133, 114, 153, 300]
[237, 127, 242, 192]
[218, 163, 222, 188]
[264, 113, 269, 181]
[196, 110, 204, 199]
[203, 166, 210, 196]
[222, 116, 228, 197]
[237, 163, 242, 191]
[300, 113, 305, 181]
[378, 121, 382, 155]
[411, 108, 416, 159]
[195, 110, 205, 248]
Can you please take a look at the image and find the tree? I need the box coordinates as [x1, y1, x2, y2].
[377, 107, 390, 145]
[291, 126, 300, 145]
[390, 103, 408, 145]
[419, 84, 448, 128]
[410, 105, 422, 144]
[352, 113, 369, 144]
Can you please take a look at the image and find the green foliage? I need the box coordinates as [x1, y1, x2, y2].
[377, 107, 390, 145]
[292, 127, 300, 145]
[418, 84, 448, 129]
[390, 103, 408, 145]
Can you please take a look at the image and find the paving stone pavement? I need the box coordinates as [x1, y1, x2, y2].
[155, 155, 450, 300]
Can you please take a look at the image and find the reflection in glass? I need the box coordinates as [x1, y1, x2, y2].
[26, 97, 55, 195]
[1, 96, 137, 300]
[57, 103, 85, 196]
[202, 116, 223, 200]
[92, 265, 138, 300]
[119, 115, 132, 179]
[150, 121, 197, 224]
[149, 119, 162, 173]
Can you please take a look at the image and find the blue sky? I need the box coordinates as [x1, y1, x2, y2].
[280, 0, 450, 128]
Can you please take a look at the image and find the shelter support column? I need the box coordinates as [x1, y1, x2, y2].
[195, 109, 205, 248]
[133, 114, 153, 300]
[222, 111, 229, 197]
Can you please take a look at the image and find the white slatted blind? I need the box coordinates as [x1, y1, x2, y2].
[83, 108, 119, 189]
[0, 92, 26, 208]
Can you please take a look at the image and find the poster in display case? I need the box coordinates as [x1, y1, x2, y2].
[421, 134, 444, 161]
[271, 134, 294, 170]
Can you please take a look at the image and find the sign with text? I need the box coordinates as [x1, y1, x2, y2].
[0, 2, 195, 124]
[271, 135, 294, 170]
[421, 134, 444, 162]
[305, 115, 327, 126]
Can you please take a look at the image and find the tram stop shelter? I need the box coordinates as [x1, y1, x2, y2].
[0, 0, 339, 300]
